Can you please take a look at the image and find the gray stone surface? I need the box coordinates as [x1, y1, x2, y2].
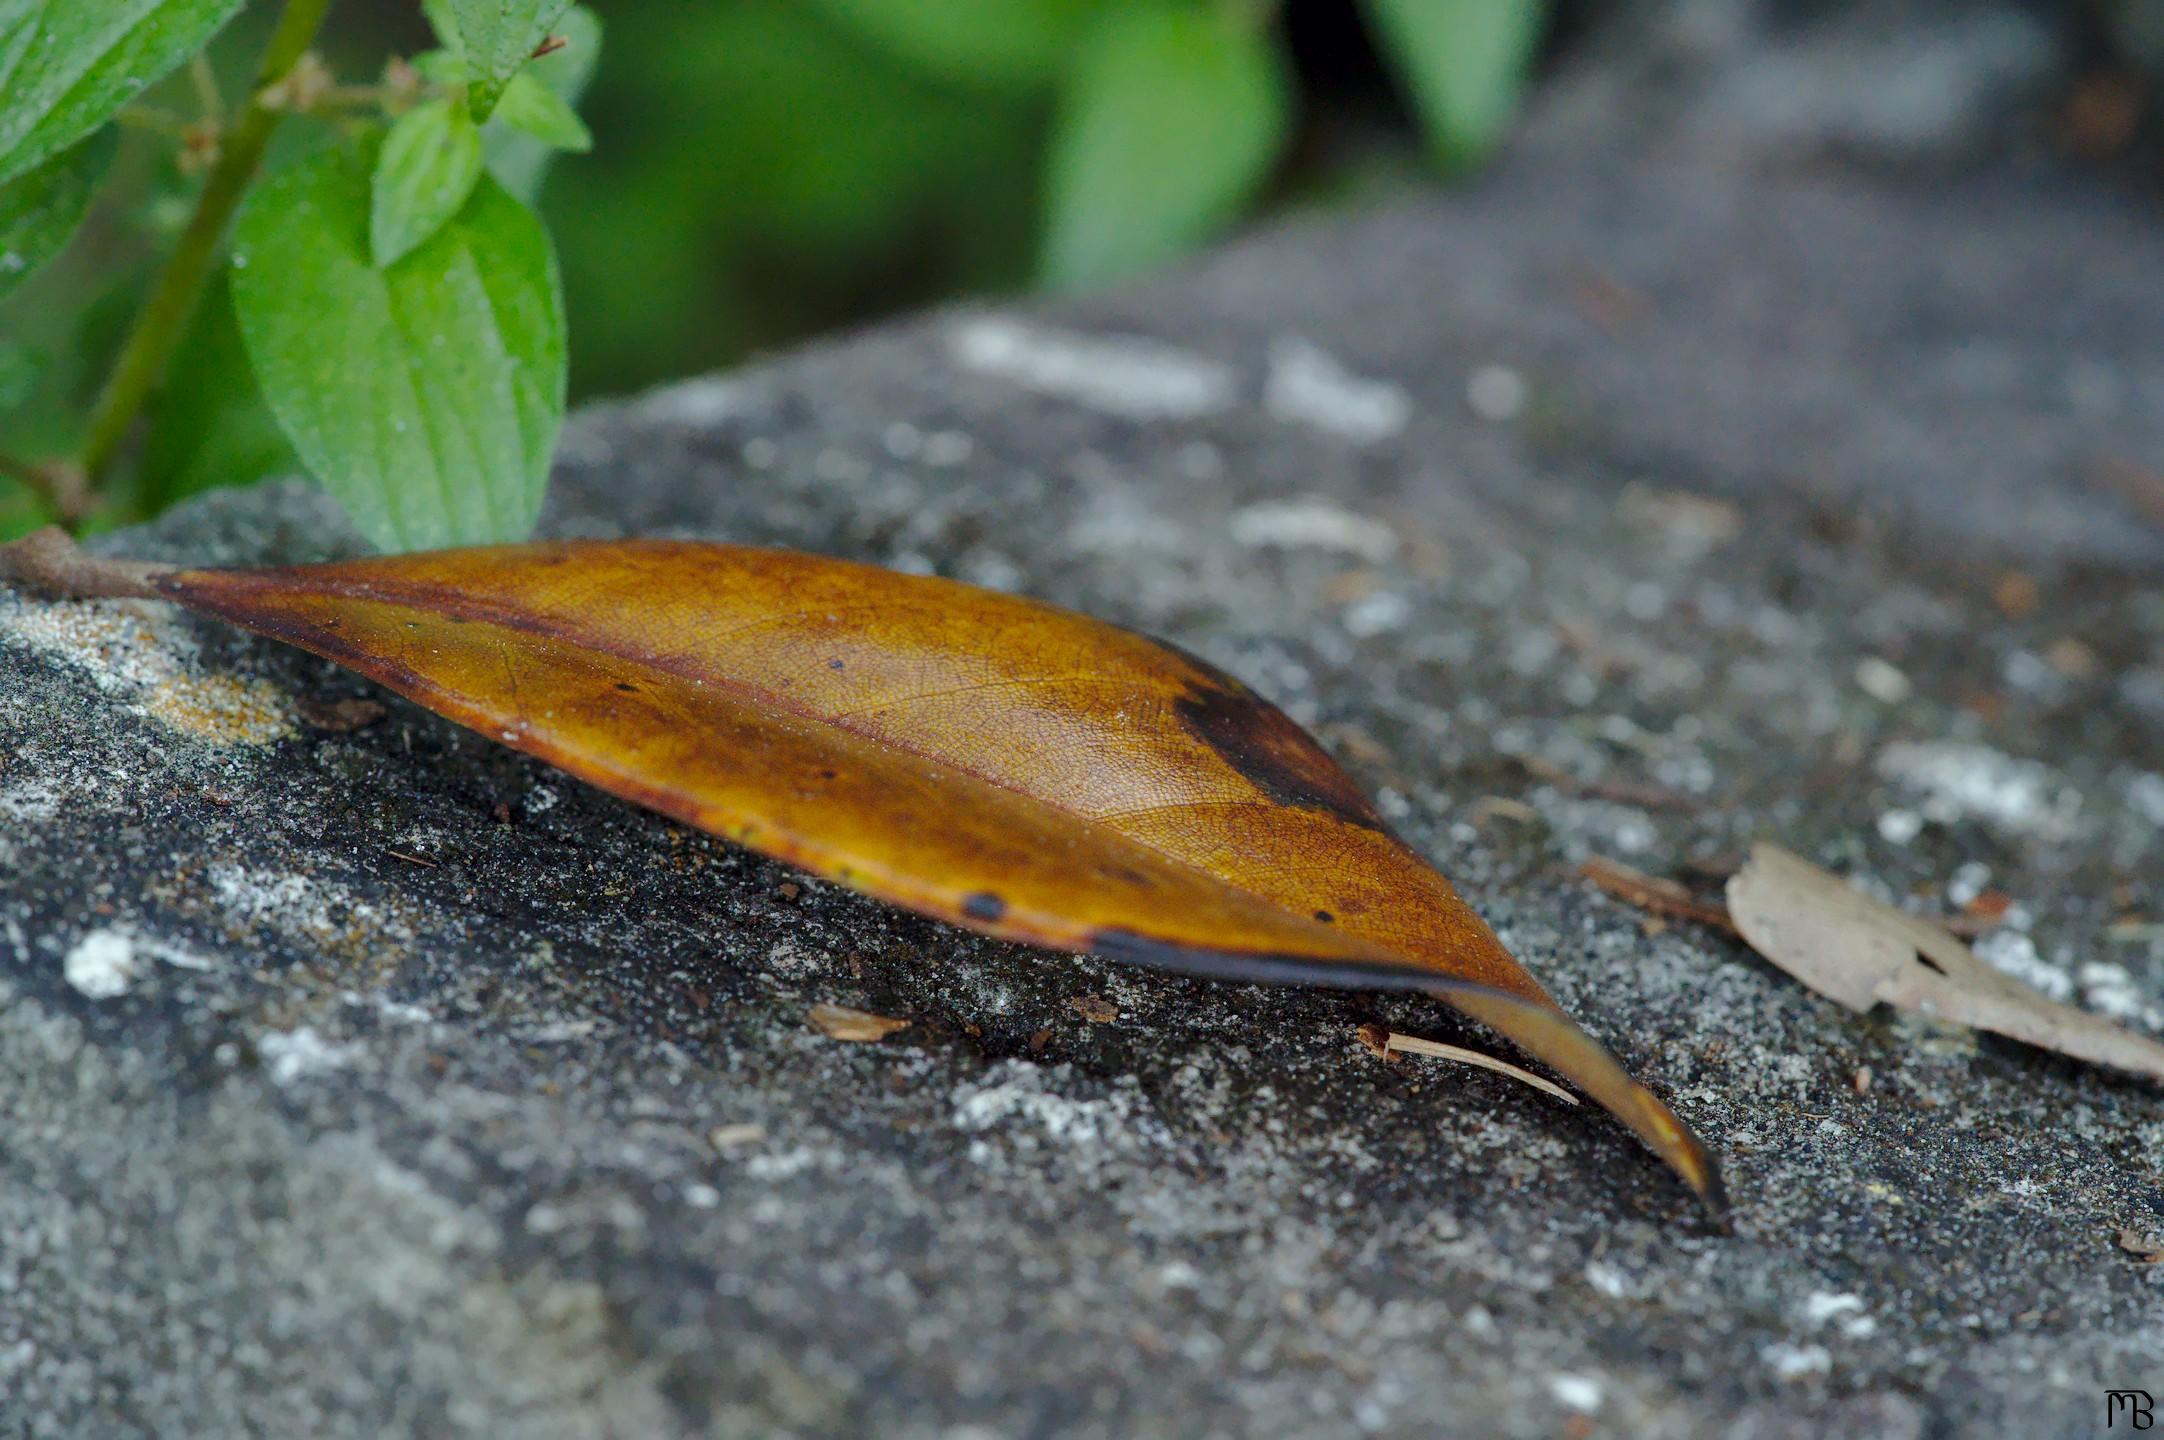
[5, 154, 2164, 1437]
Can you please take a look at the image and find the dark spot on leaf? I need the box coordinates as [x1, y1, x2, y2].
[1314, 909, 1335, 923]
[828, 658, 845, 670]
[615, 681, 638, 693]
[962, 891, 1006, 921]
[1166, 650, 1382, 830]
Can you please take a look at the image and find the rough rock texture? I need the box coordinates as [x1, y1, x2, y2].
[6, 158, 2164, 1440]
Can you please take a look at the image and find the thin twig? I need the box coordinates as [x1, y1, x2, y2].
[1579, 855, 1739, 934]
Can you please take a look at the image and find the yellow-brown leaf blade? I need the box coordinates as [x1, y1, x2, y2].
[158, 540, 1723, 1209]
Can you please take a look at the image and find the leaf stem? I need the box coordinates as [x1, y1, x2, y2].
[0, 526, 172, 600]
[77, 0, 335, 495]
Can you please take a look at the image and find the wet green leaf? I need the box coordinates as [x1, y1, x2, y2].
[0, 0, 245, 185]
[372, 98, 486, 267]
[0, 127, 111, 302]
[425, 0, 570, 120]
[232, 145, 565, 551]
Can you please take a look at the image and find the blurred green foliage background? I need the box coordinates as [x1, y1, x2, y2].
[0, 0, 1544, 537]
[545, 0, 1543, 396]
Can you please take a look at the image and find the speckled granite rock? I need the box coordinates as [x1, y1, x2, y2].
[4, 149, 2163, 1438]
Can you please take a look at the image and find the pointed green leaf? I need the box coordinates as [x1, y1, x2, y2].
[425, 0, 569, 120]
[0, 0, 246, 185]
[1360, 0, 1543, 171]
[232, 145, 566, 552]
[490, 69, 590, 153]
[0, 126, 112, 301]
[1039, 5, 1290, 290]
[481, 5, 599, 201]
[372, 98, 486, 268]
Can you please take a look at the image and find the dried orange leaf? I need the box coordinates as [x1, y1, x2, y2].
[1727, 843, 2164, 1080]
[808, 1003, 910, 1042]
[0, 529, 1724, 1211]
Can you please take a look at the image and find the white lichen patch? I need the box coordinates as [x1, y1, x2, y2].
[209, 862, 412, 948]
[1875, 741, 2085, 841]
[633, 375, 761, 428]
[1972, 930, 2074, 1001]
[62, 931, 141, 999]
[951, 1061, 1168, 1170]
[1801, 1291, 1877, 1338]
[949, 317, 1235, 420]
[258, 1025, 353, 1084]
[59, 927, 212, 999]
[1263, 336, 1410, 444]
[1229, 499, 1399, 563]
[0, 593, 291, 746]
[1546, 1375, 1603, 1412]
[1762, 1342, 1832, 1379]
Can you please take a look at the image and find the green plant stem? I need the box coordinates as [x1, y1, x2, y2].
[77, 0, 335, 494]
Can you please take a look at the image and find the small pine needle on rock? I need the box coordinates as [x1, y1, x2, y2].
[1355, 1024, 1579, 1105]
[807, 1003, 910, 1042]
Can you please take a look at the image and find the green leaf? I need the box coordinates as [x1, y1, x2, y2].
[232, 145, 566, 552]
[0, 126, 112, 301]
[0, 481, 53, 542]
[426, 0, 570, 120]
[1038, 5, 1290, 290]
[0, 337, 47, 410]
[0, 0, 246, 185]
[138, 271, 295, 505]
[372, 98, 486, 268]
[491, 69, 590, 153]
[410, 47, 470, 86]
[481, 6, 598, 201]
[804, 0, 1109, 90]
[1360, 0, 1543, 171]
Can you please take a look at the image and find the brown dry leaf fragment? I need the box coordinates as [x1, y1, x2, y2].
[2116, 1228, 2164, 1263]
[1726, 844, 2164, 1080]
[1581, 856, 1738, 934]
[808, 1003, 910, 1042]
[1069, 994, 1118, 1024]
[1378, 1031, 1580, 1106]
[0, 527, 1724, 1213]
